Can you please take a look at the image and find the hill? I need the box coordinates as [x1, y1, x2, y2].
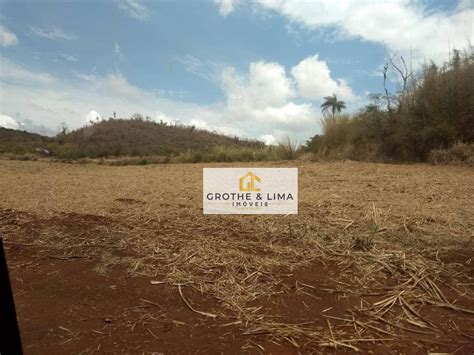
[59, 119, 264, 157]
[0, 127, 53, 155]
[0, 119, 265, 159]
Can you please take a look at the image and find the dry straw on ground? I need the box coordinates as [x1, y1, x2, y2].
[0, 160, 473, 351]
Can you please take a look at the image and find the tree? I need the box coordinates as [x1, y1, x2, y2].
[58, 121, 68, 136]
[389, 55, 413, 111]
[131, 113, 144, 121]
[320, 94, 346, 116]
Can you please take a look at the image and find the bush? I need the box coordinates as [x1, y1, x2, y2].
[298, 152, 318, 162]
[174, 146, 279, 163]
[277, 138, 300, 160]
[428, 142, 474, 166]
[305, 48, 474, 163]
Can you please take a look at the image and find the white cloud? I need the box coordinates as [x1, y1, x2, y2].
[0, 57, 151, 129]
[0, 57, 201, 132]
[215, 0, 239, 16]
[59, 54, 78, 62]
[177, 54, 203, 74]
[188, 118, 208, 129]
[0, 114, 20, 129]
[85, 111, 102, 125]
[0, 57, 56, 85]
[222, 61, 295, 110]
[102, 72, 142, 100]
[0, 25, 18, 47]
[260, 134, 277, 145]
[221, 0, 474, 63]
[31, 26, 78, 40]
[459, 0, 474, 10]
[175, 54, 225, 82]
[341, 2, 473, 62]
[0, 56, 346, 142]
[216, 58, 356, 140]
[156, 111, 177, 125]
[74, 72, 97, 82]
[219, 61, 318, 140]
[291, 55, 356, 102]
[118, 0, 151, 20]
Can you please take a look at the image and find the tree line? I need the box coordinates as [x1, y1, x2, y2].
[306, 48, 474, 163]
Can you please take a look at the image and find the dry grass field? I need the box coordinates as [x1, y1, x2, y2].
[1, 159, 473, 354]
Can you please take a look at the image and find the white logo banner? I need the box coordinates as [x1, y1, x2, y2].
[203, 168, 298, 214]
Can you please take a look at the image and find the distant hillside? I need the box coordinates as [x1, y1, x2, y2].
[1, 119, 265, 159]
[0, 127, 53, 154]
[59, 119, 263, 157]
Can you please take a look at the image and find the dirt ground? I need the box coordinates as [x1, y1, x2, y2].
[0, 159, 473, 354]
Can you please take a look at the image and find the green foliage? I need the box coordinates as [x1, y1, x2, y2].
[307, 48, 474, 162]
[320, 94, 346, 116]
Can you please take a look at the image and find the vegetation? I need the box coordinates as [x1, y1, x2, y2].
[0, 118, 300, 163]
[428, 142, 474, 167]
[58, 118, 266, 158]
[3, 49, 472, 165]
[102, 145, 280, 166]
[306, 48, 474, 163]
[0, 127, 53, 155]
[320, 94, 346, 117]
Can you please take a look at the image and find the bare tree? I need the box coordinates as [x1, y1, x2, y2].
[391, 55, 414, 114]
[58, 121, 68, 136]
[390, 55, 413, 97]
[381, 52, 414, 114]
[131, 113, 144, 121]
[382, 63, 393, 113]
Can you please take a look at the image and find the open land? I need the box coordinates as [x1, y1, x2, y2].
[0, 159, 473, 354]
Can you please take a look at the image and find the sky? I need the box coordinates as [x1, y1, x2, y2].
[0, 0, 472, 144]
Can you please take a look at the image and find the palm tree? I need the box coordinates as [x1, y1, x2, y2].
[320, 94, 346, 116]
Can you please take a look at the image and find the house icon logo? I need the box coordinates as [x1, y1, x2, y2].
[239, 171, 261, 192]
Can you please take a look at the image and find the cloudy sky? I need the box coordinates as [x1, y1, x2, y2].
[0, 0, 472, 143]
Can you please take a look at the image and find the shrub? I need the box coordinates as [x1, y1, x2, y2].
[277, 138, 300, 160]
[428, 142, 474, 166]
[305, 47, 474, 163]
[175, 146, 278, 163]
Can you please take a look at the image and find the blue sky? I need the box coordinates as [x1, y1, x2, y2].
[0, 0, 472, 143]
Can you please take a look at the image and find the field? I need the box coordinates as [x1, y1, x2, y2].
[1, 159, 473, 354]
